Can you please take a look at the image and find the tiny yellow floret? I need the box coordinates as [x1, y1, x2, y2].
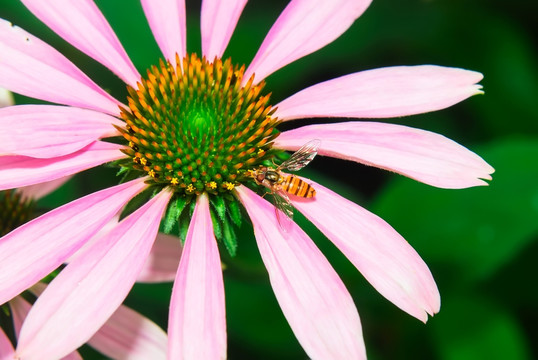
[223, 182, 235, 190]
[170, 177, 179, 186]
[186, 184, 195, 192]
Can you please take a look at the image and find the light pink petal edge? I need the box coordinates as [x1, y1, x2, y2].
[275, 65, 484, 120]
[0, 105, 123, 158]
[236, 186, 366, 360]
[137, 233, 182, 283]
[293, 178, 440, 321]
[0, 19, 121, 115]
[9, 296, 32, 337]
[274, 122, 494, 189]
[20, 0, 141, 87]
[17, 176, 71, 201]
[141, 0, 186, 67]
[26, 284, 83, 360]
[168, 193, 226, 360]
[0, 327, 15, 359]
[88, 305, 167, 360]
[244, 0, 372, 82]
[201, 0, 247, 59]
[16, 190, 171, 360]
[0, 141, 124, 191]
[0, 178, 147, 305]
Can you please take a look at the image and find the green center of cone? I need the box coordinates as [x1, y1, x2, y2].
[117, 53, 281, 197]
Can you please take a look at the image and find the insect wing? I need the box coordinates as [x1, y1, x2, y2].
[272, 190, 294, 232]
[279, 139, 321, 172]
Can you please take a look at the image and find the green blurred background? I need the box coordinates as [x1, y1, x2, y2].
[1, 0, 537, 358]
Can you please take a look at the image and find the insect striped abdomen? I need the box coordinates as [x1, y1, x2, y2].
[281, 175, 316, 198]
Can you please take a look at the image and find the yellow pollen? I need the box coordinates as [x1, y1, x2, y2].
[140, 158, 148, 166]
[257, 149, 265, 155]
[129, 141, 135, 148]
[148, 169, 156, 178]
[223, 182, 235, 190]
[170, 177, 179, 186]
[208, 181, 217, 189]
[186, 184, 195, 192]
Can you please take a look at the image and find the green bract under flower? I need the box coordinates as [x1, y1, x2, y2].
[114, 54, 286, 256]
[117, 53, 281, 196]
[0, 190, 35, 237]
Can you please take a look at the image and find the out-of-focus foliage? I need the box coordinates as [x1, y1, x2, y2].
[1, 0, 536, 358]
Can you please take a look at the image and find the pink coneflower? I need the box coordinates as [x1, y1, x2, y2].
[0, 177, 180, 359]
[2, 282, 169, 360]
[0, 1, 493, 359]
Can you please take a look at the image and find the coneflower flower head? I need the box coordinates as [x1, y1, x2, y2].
[116, 53, 282, 254]
[0, 1, 494, 359]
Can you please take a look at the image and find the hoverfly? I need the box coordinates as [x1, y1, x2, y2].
[250, 139, 320, 230]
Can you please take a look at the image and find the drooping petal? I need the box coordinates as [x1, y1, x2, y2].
[141, 0, 186, 67]
[275, 66, 484, 120]
[291, 178, 440, 322]
[168, 193, 226, 360]
[201, 0, 247, 59]
[236, 186, 366, 360]
[16, 190, 171, 360]
[20, 0, 141, 87]
[9, 296, 32, 336]
[0, 87, 14, 107]
[17, 176, 71, 202]
[244, 0, 371, 82]
[61, 352, 83, 360]
[0, 141, 124, 191]
[0, 105, 123, 158]
[137, 233, 182, 283]
[274, 122, 494, 189]
[25, 284, 83, 360]
[0, 178, 147, 305]
[0, 326, 15, 359]
[0, 19, 121, 115]
[87, 305, 167, 360]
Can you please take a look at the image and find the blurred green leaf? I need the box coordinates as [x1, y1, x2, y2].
[372, 138, 538, 283]
[432, 295, 531, 360]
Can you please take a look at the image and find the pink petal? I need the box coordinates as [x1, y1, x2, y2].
[20, 0, 141, 87]
[17, 176, 71, 201]
[0, 87, 14, 107]
[244, 0, 371, 82]
[9, 296, 32, 336]
[26, 282, 82, 360]
[274, 122, 494, 189]
[61, 352, 83, 360]
[0, 105, 123, 158]
[0, 141, 124, 191]
[0, 179, 147, 305]
[0, 327, 15, 359]
[201, 0, 247, 59]
[0, 19, 121, 115]
[16, 190, 171, 360]
[236, 186, 366, 359]
[87, 305, 167, 360]
[141, 0, 186, 67]
[137, 233, 182, 283]
[275, 65, 484, 120]
[292, 178, 440, 322]
[168, 193, 226, 359]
